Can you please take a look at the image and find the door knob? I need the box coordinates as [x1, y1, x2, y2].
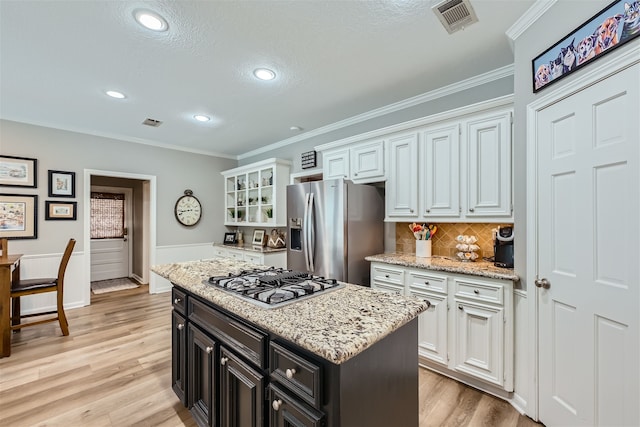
[535, 278, 550, 289]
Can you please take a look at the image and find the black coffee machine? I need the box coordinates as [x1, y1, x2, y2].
[494, 226, 514, 268]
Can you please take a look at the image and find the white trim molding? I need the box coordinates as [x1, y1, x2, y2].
[239, 65, 515, 160]
[506, 0, 558, 45]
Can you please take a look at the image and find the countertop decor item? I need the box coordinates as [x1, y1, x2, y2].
[456, 234, 480, 262]
[410, 223, 438, 258]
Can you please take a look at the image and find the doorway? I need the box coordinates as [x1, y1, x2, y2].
[83, 169, 157, 303]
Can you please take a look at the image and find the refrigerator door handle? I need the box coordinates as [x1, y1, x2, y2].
[303, 192, 311, 271]
[308, 192, 315, 272]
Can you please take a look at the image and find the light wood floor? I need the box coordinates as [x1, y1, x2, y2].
[0, 285, 542, 427]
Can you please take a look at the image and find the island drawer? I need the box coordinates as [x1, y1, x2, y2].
[270, 341, 322, 409]
[453, 278, 504, 305]
[172, 288, 187, 315]
[189, 298, 267, 369]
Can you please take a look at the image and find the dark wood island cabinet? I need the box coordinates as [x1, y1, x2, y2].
[155, 260, 428, 427]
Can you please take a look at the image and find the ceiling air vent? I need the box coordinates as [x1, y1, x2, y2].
[432, 0, 478, 34]
[142, 118, 163, 127]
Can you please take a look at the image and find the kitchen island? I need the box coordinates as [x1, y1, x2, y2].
[153, 259, 429, 427]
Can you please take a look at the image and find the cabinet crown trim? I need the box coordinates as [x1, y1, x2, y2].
[221, 157, 292, 176]
[314, 95, 514, 152]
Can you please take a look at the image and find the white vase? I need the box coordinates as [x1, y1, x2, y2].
[416, 240, 432, 258]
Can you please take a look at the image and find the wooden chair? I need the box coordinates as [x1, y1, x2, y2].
[10, 238, 76, 335]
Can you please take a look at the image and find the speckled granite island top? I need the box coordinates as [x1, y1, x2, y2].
[152, 259, 428, 365]
[365, 253, 519, 281]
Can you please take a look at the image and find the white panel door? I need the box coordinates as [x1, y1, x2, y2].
[90, 238, 129, 281]
[422, 123, 460, 217]
[536, 64, 639, 426]
[385, 132, 418, 219]
[466, 111, 511, 217]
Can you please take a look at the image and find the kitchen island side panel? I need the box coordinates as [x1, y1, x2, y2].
[326, 318, 419, 427]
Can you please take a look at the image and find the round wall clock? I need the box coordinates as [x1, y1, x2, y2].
[175, 189, 202, 226]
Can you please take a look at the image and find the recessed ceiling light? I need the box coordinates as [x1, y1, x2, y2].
[106, 90, 126, 99]
[253, 68, 276, 81]
[289, 126, 302, 131]
[134, 9, 168, 32]
[194, 115, 211, 122]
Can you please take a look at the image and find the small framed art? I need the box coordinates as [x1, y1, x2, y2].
[48, 170, 76, 198]
[45, 201, 77, 220]
[0, 193, 38, 239]
[252, 229, 266, 246]
[223, 232, 237, 245]
[0, 155, 37, 188]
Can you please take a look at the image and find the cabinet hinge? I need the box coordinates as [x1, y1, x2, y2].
[447, 303, 450, 311]
[447, 352, 450, 362]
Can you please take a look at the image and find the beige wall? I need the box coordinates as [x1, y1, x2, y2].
[1, 119, 237, 256]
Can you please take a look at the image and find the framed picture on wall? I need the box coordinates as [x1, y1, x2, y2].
[48, 170, 76, 198]
[45, 200, 77, 220]
[532, 0, 640, 92]
[0, 193, 38, 239]
[0, 155, 37, 188]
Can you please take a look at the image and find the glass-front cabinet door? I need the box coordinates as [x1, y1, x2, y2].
[222, 158, 291, 227]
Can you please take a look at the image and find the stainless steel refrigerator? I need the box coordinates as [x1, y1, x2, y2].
[287, 179, 384, 286]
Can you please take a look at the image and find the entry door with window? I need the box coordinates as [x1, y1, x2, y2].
[90, 190, 130, 281]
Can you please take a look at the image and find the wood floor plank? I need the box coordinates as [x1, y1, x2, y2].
[0, 284, 542, 427]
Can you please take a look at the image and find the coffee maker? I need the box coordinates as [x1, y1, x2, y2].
[494, 226, 514, 268]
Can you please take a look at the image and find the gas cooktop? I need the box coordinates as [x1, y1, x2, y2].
[206, 267, 343, 308]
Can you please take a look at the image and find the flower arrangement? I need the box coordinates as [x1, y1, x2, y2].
[409, 223, 437, 240]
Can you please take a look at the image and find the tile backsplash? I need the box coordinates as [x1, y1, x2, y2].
[396, 222, 513, 259]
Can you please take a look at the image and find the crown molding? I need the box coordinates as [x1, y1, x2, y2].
[237, 64, 515, 160]
[506, 0, 558, 45]
[2, 117, 236, 159]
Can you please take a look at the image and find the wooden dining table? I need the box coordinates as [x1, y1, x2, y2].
[0, 253, 22, 357]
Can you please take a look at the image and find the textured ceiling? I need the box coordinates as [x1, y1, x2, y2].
[0, 0, 534, 159]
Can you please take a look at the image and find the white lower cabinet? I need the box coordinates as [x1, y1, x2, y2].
[371, 262, 513, 392]
[213, 246, 286, 269]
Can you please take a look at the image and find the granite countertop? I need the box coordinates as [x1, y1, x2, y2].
[365, 253, 519, 281]
[153, 259, 428, 365]
[213, 242, 287, 253]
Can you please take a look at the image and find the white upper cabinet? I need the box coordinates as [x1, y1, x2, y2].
[386, 132, 419, 219]
[350, 140, 385, 181]
[464, 111, 512, 218]
[319, 139, 386, 183]
[323, 149, 350, 180]
[421, 124, 460, 218]
[221, 158, 291, 227]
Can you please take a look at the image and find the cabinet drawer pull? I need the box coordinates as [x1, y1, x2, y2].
[473, 289, 479, 294]
[424, 281, 430, 285]
[426, 209, 430, 213]
[220, 356, 228, 365]
[458, 305, 463, 310]
[285, 368, 297, 379]
[206, 346, 213, 354]
[174, 298, 182, 304]
[272, 399, 283, 411]
[469, 208, 475, 212]
[385, 274, 390, 278]
[177, 323, 184, 330]
[410, 209, 414, 213]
